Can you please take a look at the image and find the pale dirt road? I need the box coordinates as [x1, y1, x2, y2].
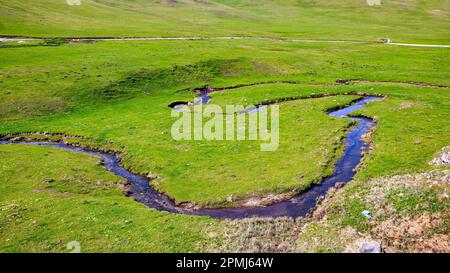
[1, 36, 449, 48]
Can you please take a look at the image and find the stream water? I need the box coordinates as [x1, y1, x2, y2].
[0, 96, 381, 219]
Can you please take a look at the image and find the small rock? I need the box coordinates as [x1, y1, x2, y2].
[227, 195, 235, 202]
[345, 239, 382, 253]
[362, 210, 372, 219]
[124, 190, 133, 197]
[146, 173, 159, 180]
[430, 147, 450, 166]
[361, 242, 382, 253]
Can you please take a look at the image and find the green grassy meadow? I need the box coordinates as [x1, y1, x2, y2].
[1, 0, 450, 43]
[0, 144, 213, 252]
[0, 1, 449, 252]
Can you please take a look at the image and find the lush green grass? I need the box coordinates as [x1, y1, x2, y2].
[1, 39, 449, 121]
[0, 40, 449, 208]
[1, 0, 450, 43]
[211, 82, 450, 180]
[0, 144, 214, 252]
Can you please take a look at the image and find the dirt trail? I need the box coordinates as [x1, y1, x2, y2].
[1, 36, 449, 48]
[386, 42, 450, 48]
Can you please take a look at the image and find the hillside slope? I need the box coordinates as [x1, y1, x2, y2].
[0, 0, 449, 42]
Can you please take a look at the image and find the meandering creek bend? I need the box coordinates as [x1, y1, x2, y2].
[0, 96, 381, 219]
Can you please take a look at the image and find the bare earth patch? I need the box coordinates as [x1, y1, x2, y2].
[208, 170, 449, 253]
[208, 217, 305, 253]
[430, 146, 450, 166]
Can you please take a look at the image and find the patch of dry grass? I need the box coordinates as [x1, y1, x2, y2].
[208, 217, 306, 253]
[209, 170, 449, 253]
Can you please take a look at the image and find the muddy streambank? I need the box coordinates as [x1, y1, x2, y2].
[0, 96, 382, 219]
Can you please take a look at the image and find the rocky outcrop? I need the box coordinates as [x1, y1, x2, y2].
[430, 147, 450, 166]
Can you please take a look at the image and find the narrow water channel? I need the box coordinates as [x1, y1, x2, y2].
[0, 96, 381, 219]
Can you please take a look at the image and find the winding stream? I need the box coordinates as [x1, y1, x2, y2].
[0, 96, 381, 219]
